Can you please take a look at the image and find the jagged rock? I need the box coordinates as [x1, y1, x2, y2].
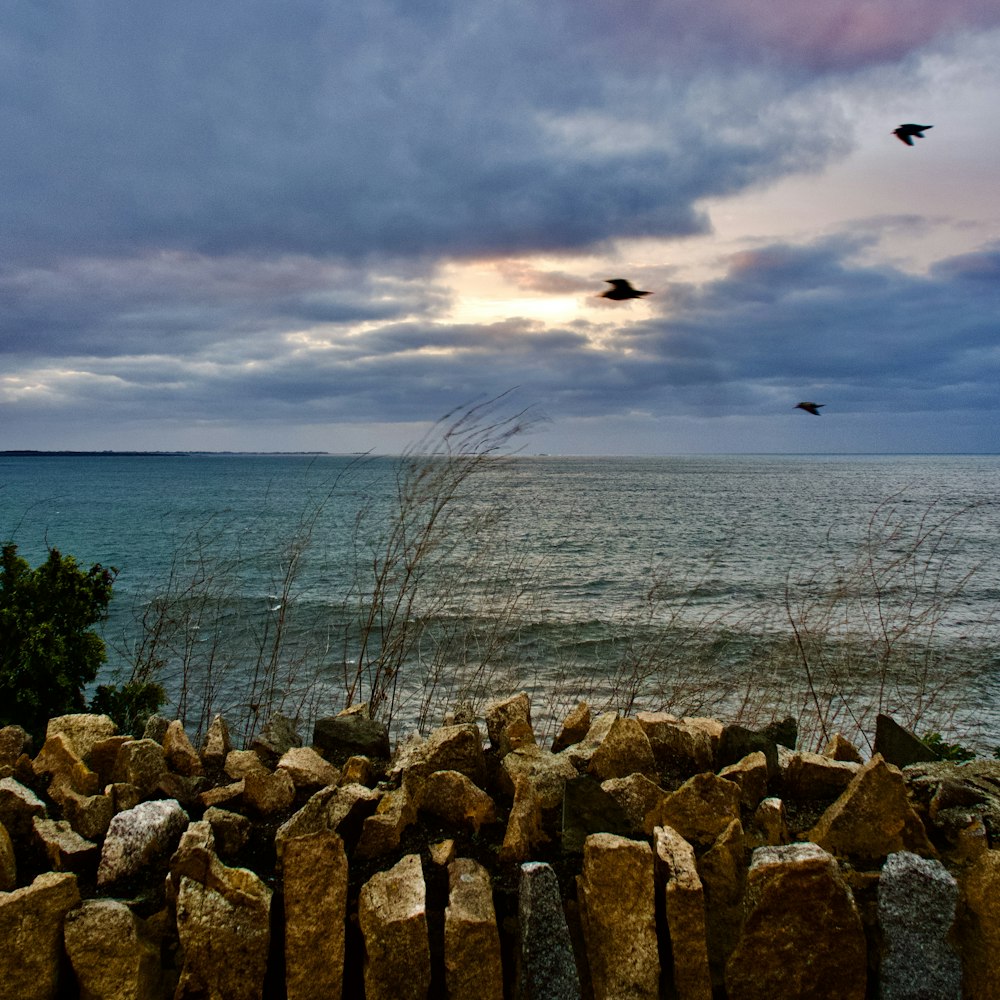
[499, 748, 578, 860]
[518, 861, 581, 1000]
[358, 853, 431, 1000]
[113, 739, 168, 797]
[339, 754, 375, 786]
[822, 732, 864, 763]
[0, 775, 48, 841]
[577, 833, 659, 999]
[45, 713, 118, 763]
[199, 779, 245, 810]
[955, 847, 1000, 998]
[654, 825, 712, 1000]
[0, 725, 31, 768]
[718, 750, 769, 809]
[551, 701, 591, 754]
[587, 716, 657, 781]
[274, 783, 380, 859]
[600, 772, 670, 835]
[277, 745, 339, 790]
[389, 723, 487, 786]
[561, 774, 633, 854]
[97, 798, 189, 886]
[501, 744, 579, 802]
[749, 796, 791, 849]
[418, 769, 497, 833]
[485, 691, 533, 752]
[763, 716, 797, 749]
[312, 714, 390, 765]
[224, 749, 269, 780]
[166, 819, 216, 896]
[0, 871, 80, 1000]
[697, 817, 746, 987]
[904, 759, 1000, 847]
[32, 815, 98, 873]
[875, 714, 938, 767]
[156, 770, 207, 809]
[878, 851, 960, 1000]
[355, 780, 419, 859]
[717, 724, 779, 777]
[561, 711, 618, 769]
[203, 807, 252, 858]
[64, 898, 163, 1000]
[241, 767, 296, 816]
[781, 750, 859, 799]
[807, 754, 935, 862]
[59, 787, 115, 841]
[33, 732, 100, 798]
[142, 713, 171, 744]
[283, 830, 348, 1000]
[444, 858, 504, 1000]
[501, 774, 551, 862]
[250, 713, 301, 766]
[725, 842, 866, 1000]
[500, 718, 537, 757]
[636, 712, 715, 774]
[430, 839, 456, 866]
[174, 851, 273, 1000]
[0, 819, 15, 890]
[201, 715, 233, 768]
[657, 771, 741, 848]
[89, 735, 132, 786]
[106, 781, 142, 814]
[443, 701, 477, 726]
[163, 720, 204, 777]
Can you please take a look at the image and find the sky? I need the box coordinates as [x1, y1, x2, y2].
[3, 1, 1000, 455]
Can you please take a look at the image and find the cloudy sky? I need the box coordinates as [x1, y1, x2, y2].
[3, 1, 999, 455]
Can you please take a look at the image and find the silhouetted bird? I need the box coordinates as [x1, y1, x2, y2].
[893, 124, 932, 146]
[795, 402, 823, 415]
[600, 278, 651, 301]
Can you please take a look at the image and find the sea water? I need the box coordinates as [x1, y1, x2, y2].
[2, 453, 999, 747]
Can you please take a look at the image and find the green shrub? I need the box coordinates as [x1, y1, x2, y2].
[921, 731, 976, 763]
[0, 543, 116, 739]
[89, 679, 166, 737]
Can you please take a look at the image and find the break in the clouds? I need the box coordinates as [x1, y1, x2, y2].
[2, 0, 1000, 453]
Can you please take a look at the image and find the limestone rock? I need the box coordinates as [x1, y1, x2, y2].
[58, 786, 115, 841]
[389, 723, 487, 786]
[355, 780, 419, 859]
[561, 711, 618, 769]
[654, 825, 712, 1000]
[697, 817, 746, 987]
[807, 754, 935, 862]
[0, 725, 31, 769]
[725, 842, 866, 1000]
[822, 732, 863, 763]
[0, 871, 80, 1000]
[587, 716, 657, 782]
[875, 713, 939, 767]
[577, 833, 659, 999]
[277, 745, 339, 790]
[561, 775, 633, 854]
[499, 718, 537, 757]
[418, 769, 497, 833]
[201, 714, 233, 768]
[283, 830, 348, 1000]
[444, 858, 503, 1000]
[97, 798, 189, 887]
[878, 851, 960, 1000]
[0, 775, 48, 842]
[485, 691, 533, 752]
[224, 748, 269, 779]
[904, 759, 1000, 848]
[312, 714, 390, 764]
[162, 720, 204, 777]
[430, 839, 456, 866]
[64, 898, 163, 1000]
[88, 735, 132, 787]
[112, 739, 167, 797]
[718, 750, 769, 809]
[358, 853, 431, 1000]
[600, 772, 670, 835]
[198, 778, 245, 810]
[33, 732, 100, 798]
[45, 713, 117, 764]
[501, 774, 552, 862]
[275, 782, 379, 860]
[142, 713, 171, 744]
[636, 712, 715, 774]
[956, 847, 1000, 999]
[0, 819, 15, 890]
[339, 754, 375, 786]
[32, 815, 98, 873]
[203, 807, 252, 858]
[781, 750, 859, 800]
[501, 743, 579, 802]
[749, 796, 791, 849]
[156, 770, 207, 809]
[657, 771, 741, 848]
[518, 861, 581, 1000]
[717, 724, 779, 777]
[250, 712, 301, 767]
[241, 767, 296, 816]
[551, 701, 591, 754]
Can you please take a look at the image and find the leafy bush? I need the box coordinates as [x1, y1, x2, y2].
[921, 731, 976, 763]
[0, 543, 116, 739]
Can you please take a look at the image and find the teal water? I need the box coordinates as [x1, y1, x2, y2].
[3, 453, 999, 746]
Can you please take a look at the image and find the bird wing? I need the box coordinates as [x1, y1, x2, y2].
[894, 131, 915, 146]
[606, 279, 632, 290]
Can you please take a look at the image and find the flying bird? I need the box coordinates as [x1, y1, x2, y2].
[892, 124, 933, 146]
[795, 402, 824, 415]
[600, 278, 651, 301]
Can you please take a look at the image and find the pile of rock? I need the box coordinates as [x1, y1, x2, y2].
[1, 697, 999, 998]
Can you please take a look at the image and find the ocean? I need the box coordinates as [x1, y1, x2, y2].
[3, 452, 999, 752]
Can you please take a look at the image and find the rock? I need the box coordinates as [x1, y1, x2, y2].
[599, 773, 670, 835]
[551, 701, 591, 754]
[587, 716, 657, 781]
[501, 744, 579, 802]
[443, 701, 477, 726]
[201, 715, 233, 768]
[485, 691, 533, 752]
[339, 754, 375, 786]
[501, 774, 552, 862]
[654, 825, 712, 1000]
[878, 851, 960, 1000]
[32, 815, 98, 873]
[250, 712, 301, 766]
[636, 712, 715, 774]
[875, 714, 939, 767]
[763, 716, 797, 749]
[0, 774, 48, 842]
[717, 724, 779, 777]
[389, 723, 487, 786]
[275, 783, 379, 860]
[198, 779, 245, 810]
[718, 750, 769, 809]
[430, 839, 456, 866]
[725, 842, 866, 1000]
[0, 819, 15, 890]
[113, 739, 168, 797]
[224, 748, 269, 779]
[577, 833, 659, 999]
[749, 796, 791, 849]
[45, 713, 117, 763]
[444, 858, 504, 1000]
[358, 853, 431, 1000]
[955, 847, 1000, 998]
[500, 718, 537, 757]
[657, 771, 741, 848]
[156, 770, 207, 809]
[203, 807, 253, 858]
[518, 861, 581, 1000]
[500, 746, 578, 859]
[63, 898, 163, 1000]
[697, 817, 746, 987]
[355, 780, 419, 859]
[97, 799, 189, 887]
[162, 720, 204, 777]
[822, 732, 864, 764]
[58, 787, 115, 841]
[904, 759, 1000, 848]
[312, 714, 390, 765]
[562, 774, 628, 854]
[418, 769, 497, 833]
[106, 781, 142, 814]
[561, 711, 618, 769]
[241, 767, 296, 816]
[807, 754, 935, 862]
[0, 725, 32, 768]
[174, 855, 273, 1000]
[780, 750, 859, 800]
[88, 735, 132, 786]
[33, 732, 100, 798]
[142, 713, 171, 744]
[0, 871, 80, 1000]
[277, 745, 339, 790]
[283, 831, 348, 1000]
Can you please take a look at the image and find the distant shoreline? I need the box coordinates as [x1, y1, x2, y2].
[0, 450, 332, 457]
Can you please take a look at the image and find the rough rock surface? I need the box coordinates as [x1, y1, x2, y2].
[45, 713, 118, 763]
[955, 847, 1000, 999]
[518, 861, 581, 1000]
[277, 745, 339, 789]
[718, 750, 769, 809]
[162, 720, 204, 777]
[657, 771, 741, 848]
[389, 723, 487, 785]
[444, 858, 504, 1000]
[697, 817, 746, 986]
[97, 798, 188, 886]
[418, 769, 497, 833]
[600, 772, 670, 835]
[200, 714, 233, 768]
[485, 691, 533, 751]
[587, 716, 657, 781]
[636, 712, 715, 774]
[550, 701, 591, 754]
[0, 818, 15, 890]
[312, 714, 390, 764]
